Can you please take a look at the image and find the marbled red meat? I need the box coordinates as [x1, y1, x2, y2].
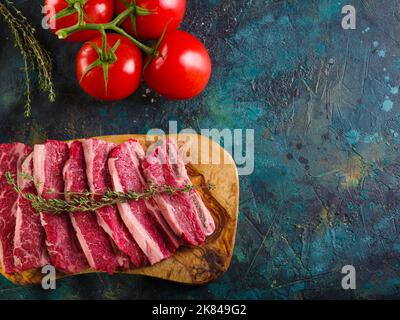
[63, 141, 127, 273]
[0, 143, 32, 274]
[82, 138, 148, 267]
[33, 140, 88, 273]
[108, 140, 178, 264]
[142, 139, 215, 245]
[13, 152, 49, 272]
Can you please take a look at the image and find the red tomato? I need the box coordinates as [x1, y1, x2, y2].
[76, 34, 143, 100]
[44, 0, 114, 42]
[115, 0, 186, 40]
[143, 30, 212, 99]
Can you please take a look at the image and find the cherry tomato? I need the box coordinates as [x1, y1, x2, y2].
[143, 30, 212, 99]
[76, 34, 143, 100]
[115, 0, 186, 40]
[44, 0, 114, 42]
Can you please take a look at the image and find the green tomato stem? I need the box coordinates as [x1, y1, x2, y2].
[108, 25, 155, 55]
[100, 27, 107, 60]
[111, 5, 135, 26]
[73, 2, 84, 26]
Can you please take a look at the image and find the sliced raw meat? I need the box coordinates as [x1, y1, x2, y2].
[145, 198, 182, 250]
[0, 143, 32, 274]
[142, 139, 215, 245]
[33, 140, 88, 273]
[82, 138, 148, 267]
[108, 140, 177, 264]
[63, 141, 126, 273]
[13, 152, 49, 272]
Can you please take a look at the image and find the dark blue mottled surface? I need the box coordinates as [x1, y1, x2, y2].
[1, 0, 400, 299]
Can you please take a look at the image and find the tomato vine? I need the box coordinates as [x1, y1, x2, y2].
[53, 0, 163, 94]
[50, 0, 211, 101]
[56, 0, 157, 56]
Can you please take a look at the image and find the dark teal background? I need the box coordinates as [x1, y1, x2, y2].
[1, 0, 400, 299]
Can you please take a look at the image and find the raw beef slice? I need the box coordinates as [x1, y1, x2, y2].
[13, 152, 49, 272]
[0, 143, 32, 274]
[63, 141, 126, 273]
[142, 139, 215, 245]
[33, 140, 88, 273]
[108, 140, 177, 264]
[82, 138, 148, 267]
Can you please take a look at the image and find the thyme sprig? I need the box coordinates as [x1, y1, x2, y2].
[5, 171, 214, 214]
[0, 1, 55, 117]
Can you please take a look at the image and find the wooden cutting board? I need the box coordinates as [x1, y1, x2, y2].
[0, 134, 239, 285]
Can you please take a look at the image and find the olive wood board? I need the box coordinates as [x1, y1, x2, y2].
[0, 134, 239, 286]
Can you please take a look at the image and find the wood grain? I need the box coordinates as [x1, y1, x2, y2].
[0, 134, 239, 285]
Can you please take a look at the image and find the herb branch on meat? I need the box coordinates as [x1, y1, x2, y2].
[5, 171, 215, 214]
[0, 1, 55, 117]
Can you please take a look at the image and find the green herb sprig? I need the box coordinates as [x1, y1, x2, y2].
[0, 1, 55, 117]
[5, 171, 214, 214]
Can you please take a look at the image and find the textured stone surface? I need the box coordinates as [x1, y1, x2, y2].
[1, 0, 400, 299]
